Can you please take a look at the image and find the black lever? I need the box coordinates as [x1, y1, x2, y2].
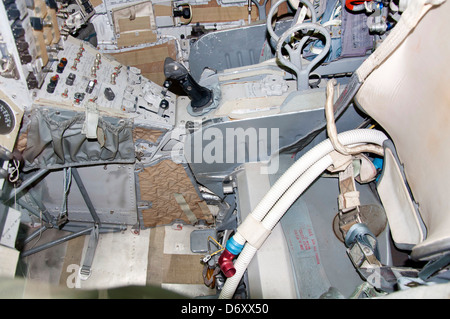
[173, 6, 191, 19]
[163, 57, 213, 113]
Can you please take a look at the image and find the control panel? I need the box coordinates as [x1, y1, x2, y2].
[34, 36, 176, 129]
[0, 0, 177, 132]
[0, 0, 177, 189]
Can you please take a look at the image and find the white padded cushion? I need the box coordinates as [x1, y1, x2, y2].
[355, 1, 450, 260]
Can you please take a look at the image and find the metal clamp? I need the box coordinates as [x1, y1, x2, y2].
[346, 223, 381, 269]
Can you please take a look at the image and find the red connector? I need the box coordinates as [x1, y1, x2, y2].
[218, 249, 237, 278]
[345, 0, 371, 11]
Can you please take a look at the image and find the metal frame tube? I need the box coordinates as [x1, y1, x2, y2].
[22, 225, 48, 246]
[27, 189, 54, 224]
[71, 168, 101, 225]
[5, 169, 49, 202]
[17, 198, 50, 223]
[20, 227, 93, 257]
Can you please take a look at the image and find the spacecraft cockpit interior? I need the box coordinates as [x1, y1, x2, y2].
[0, 0, 449, 300]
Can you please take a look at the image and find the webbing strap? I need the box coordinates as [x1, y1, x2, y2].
[336, 162, 362, 240]
[174, 193, 198, 224]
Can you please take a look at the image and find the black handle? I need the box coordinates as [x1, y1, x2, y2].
[163, 57, 213, 112]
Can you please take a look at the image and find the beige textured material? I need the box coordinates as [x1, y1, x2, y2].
[327, 150, 352, 173]
[112, 1, 157, 48]
[33, 0, 47, 18]
[146, 226, 205, 287]
[356, 1, 450, 259]
[187, 3, 258, 23]
[90, 0, 103, 7]
[147, 226, 165, 285]
[112, 1, 156, 34]
[153, 3, 172, 16]
[32, 30, 49, 65]
[111, 41, 177, 85]
[173, 193, 198, 224]
[117, 30, 157, 48]
[139, 160, 213, 227]
[48, 8, 60, 44]
[118, 16, 152, 33]
[338, 163, 360, 212]
[162, 254, 205, 284]
[133, 126, 165, 144]
[43, 18, 53, 45]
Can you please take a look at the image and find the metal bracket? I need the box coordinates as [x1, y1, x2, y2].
[56, 214, 68, 228]
[347, 228, 381, 269]
[79, 225, 99, 280]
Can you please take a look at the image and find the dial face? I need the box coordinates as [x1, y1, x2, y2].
[0, 100, 15, 135]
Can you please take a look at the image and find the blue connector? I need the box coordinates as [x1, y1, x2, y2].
[226, 236, 244, 255]
[372, 157, 384, 182]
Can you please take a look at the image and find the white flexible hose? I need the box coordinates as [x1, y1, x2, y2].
[220, 155, 334, 299]
[219, 0, 446, 298]
[232, 129, 388, 247]
[220, 244, 258, 299]
[325, 80, 384, 157]
[219, 129, 388, 299]
[261, 155, 333, 231]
